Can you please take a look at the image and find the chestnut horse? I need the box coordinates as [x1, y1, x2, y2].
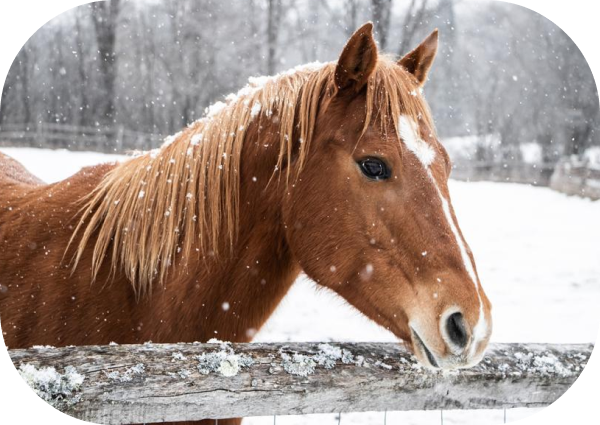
[0, 24, 492, 424]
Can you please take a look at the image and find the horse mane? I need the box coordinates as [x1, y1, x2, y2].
[70, 57, 435, 296]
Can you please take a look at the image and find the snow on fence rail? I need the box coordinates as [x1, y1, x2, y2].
[550, 157, 600, 200]
[450, 161, 557, 186]
[0, 122, 164, 153]
[9, 341, 592, 424]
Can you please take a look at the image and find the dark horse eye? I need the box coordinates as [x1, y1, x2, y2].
[358, 158, 391, 180]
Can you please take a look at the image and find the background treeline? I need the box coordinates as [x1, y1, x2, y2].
[0, 0, 598, 174]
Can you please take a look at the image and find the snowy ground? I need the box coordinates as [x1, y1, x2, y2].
[2, 147, 599, 425]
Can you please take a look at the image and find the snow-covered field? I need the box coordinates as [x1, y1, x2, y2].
[2, 147, 599, 425]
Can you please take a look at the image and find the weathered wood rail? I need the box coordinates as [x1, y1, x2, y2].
[9, 342, 593, 424]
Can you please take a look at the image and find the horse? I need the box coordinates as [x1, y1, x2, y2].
[0, 23, 492, 424]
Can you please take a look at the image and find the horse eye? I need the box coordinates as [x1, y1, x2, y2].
[358, 158, 391, 180]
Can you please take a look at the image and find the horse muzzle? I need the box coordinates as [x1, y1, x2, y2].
[409, 311, 491, 370]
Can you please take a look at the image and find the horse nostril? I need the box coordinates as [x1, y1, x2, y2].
[446, 312, 468, 349]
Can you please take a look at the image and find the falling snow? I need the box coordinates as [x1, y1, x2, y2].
[2, 1, 599, 423]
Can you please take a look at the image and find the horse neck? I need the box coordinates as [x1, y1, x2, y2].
[159, 118, 301, 343]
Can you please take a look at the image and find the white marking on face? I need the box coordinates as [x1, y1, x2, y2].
[432, 173, 488, 354]
[399, 115, 488, 354]
[398, 115, 436, 167]
[434, 181, 478, 285]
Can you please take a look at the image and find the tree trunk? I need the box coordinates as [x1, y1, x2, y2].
[91, 0, 121, 124]
[344, 0, 359, 36]
[267, 0, 282, 75]
[74, 10, 91, 127]
[371, 0, 393, 50]
[20, 48, 32, 125]
[398, 0, 429, 56]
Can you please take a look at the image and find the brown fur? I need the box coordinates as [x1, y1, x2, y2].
[0, 24, 491, 424]
[398, 29, 439, 86]
[0, 152, 44, 186]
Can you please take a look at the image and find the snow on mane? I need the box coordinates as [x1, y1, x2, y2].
[72, 57, 435, 296]
[187, 61, 329, 132]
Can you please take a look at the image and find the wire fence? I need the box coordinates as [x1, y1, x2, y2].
[216, 409, 510, 425]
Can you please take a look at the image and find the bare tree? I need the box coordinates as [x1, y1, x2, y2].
[74, 9, 91, 127]
[267, 0, 283, 74]
[91, 0, 121, 124]
[20, 47, 31, 124]
[0, 47, 32, 125]
[371, 0, 393, 50]
[397, 0, 429, 55]
[1, 0, 596, 169]
[344, 0, 360, 36]
[315, 0, 352, 39]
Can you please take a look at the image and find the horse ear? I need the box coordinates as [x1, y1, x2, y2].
[398, 29, 439, 87]
[335, 22, 378, 93]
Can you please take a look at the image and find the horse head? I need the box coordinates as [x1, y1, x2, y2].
[283, 23, 492, 370]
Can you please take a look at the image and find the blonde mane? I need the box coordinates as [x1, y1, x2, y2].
[71, 57, 435, 296]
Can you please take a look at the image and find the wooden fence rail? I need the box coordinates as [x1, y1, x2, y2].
[0, 122, 164, 153]
[9, 342, 593, 424]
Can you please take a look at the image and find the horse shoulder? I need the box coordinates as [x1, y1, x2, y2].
[0, 160, 118, 255]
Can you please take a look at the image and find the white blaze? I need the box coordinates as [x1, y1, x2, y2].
[398, 115, 436, 167]
[399, 115, 487, 352]
[431, 170, 488, 354]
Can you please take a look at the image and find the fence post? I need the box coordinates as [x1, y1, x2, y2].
[116, 125, 125, 153]
[35, 121, 44, 147]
